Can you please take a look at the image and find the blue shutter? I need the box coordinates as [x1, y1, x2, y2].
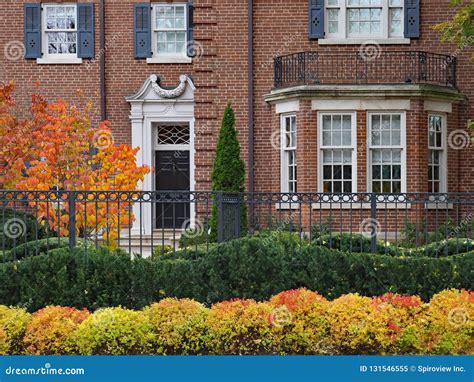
[134, 3, 152, 58]
[187, 0, 195, 57]
[404, 0, 420, 38]
[24, 3, 41, 59]
[78, 3, 95, 58]
[308, 0, 324, 39]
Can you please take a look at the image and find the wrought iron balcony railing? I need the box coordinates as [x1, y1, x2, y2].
[273, 51, 457, 89]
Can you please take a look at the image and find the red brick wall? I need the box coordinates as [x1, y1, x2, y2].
[1, 0, 473, 193]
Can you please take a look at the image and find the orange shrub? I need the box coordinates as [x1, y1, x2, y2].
[144, 298, 208, 354]
[23, 306, 90, 355]
[372, 293, 424, 354]
[206, 299, 276, 354]
[270, 288, 326, 312]
[418, 289, 473, 354]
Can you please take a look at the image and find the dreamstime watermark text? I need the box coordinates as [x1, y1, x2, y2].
[5, 363, 85, 376]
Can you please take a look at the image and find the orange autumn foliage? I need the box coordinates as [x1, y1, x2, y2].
[0, 82, 150, 244]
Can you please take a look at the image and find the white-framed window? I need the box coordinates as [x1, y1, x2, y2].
[325, 0, 404, 39]
[368, 112, 406, 193]
[318, 112, 357, 193]
[152, 3, 187, 58]
[281, 115, 297, 193]
[428, 114, 447, 193]
[41, 4, 78, 61]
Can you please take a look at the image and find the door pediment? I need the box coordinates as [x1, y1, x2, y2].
[126, 74, 195, 102]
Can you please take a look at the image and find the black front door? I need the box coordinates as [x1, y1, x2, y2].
[155, 151, 190, 229]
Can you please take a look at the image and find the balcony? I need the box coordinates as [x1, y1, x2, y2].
[273, 51, 457, 90]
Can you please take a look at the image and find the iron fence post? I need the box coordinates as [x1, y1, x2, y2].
[370, 193, 377, 254]
[217, 192, 223, 243]
[235, 193, 242, 238]
[68, 191, 77, 251]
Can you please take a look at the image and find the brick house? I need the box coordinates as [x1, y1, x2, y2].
[0, 0, 473, 235]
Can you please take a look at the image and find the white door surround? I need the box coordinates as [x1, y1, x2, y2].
[126, 74, 196, 235]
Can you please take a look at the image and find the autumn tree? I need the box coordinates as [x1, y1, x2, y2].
[434, 0, 473, 60]
[0, 82, 149, 244]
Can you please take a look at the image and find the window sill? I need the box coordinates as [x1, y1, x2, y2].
[312, 202, 412, 210]
[146, 56, 192, 64]
[318, 38, 410, 45]
[275, 203, 300, 211]
[425, 202, 454, 210]
[36, 57, 83, 65]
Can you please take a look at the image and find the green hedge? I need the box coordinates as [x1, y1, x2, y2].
[0, 209, 47, 251]
[1, 238, 70, 263]
[0, 235, 472, 311]
[314, 234, 399, 256]
[314, 233, 474, 257]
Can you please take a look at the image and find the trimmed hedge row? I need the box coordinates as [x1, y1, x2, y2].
[1, 289, 472, 355]
[1, 238, 70, 263]
[0, 235, 472, 311]
[0, 209, 47, 250]
[314, 234, 474, 257]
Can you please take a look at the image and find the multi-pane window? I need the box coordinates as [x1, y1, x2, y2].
[153, 4, 187, 55]
[43, 4, 77, 56]
[347, 0, 382, 35]
[369, 113, 404, 193]
[428, 115, 446, 193]
[325, 0, 404, 38]
[319, 113, 356, 193]
[281, 115, 297, 193]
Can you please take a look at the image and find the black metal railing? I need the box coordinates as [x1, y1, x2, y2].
[1, 191, 473, 258]
[273, 51, 457, 89]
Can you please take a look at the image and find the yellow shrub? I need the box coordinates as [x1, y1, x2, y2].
[144, 298, 208, 354]
[23, 306, 90, 355]
[327, 294, 401, 354]
[0, 327, 8, 354]
[270, 289, 330, 354]
[0, 306, 30, 355]
[206, 299, 276, 354]
[74, 307, 154, 355]
[419, 289, 473, 354]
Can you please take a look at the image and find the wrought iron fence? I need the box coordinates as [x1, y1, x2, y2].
[1, 191, 473, 259]
[273, 51, 457, 89]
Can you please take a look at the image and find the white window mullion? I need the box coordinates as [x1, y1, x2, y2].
[340, 3, 347, 39]
[381, 0, 389, 39]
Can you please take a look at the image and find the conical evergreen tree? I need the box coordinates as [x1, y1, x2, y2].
[210, 103, 247, 241]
